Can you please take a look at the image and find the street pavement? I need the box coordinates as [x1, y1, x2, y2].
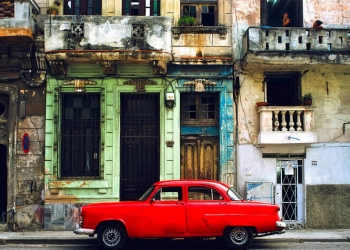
[0, 228, 349, 245]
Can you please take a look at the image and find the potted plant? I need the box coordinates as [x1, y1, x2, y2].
[302, 92, 313, 106]
[177, 16, 197, 26]
[47, 6, 59, 15]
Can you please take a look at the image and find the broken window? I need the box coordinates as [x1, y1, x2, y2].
[181, 0, 217, 26]
[261, 0, 303, 27]
[264, 72, 301, 106]
[60, 93, 100, 178]
[64, 0, 102, 15]
[122, 0, 160, 16]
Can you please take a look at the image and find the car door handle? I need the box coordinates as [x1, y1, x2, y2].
[219, 202, 228, 205]
[176, 202, 185, 205]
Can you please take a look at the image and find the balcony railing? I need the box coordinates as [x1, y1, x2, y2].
[244, 27, 350, 52]
[258, 106, 317, 144]
[44, 15, 173, 75]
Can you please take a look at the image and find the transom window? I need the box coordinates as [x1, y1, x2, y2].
[64, 0, 102, 15]
[60, 93, 100, 178]
[181, 93, 219, 125]
[181, 0, 217, 26]
[123, 0, 160, 16]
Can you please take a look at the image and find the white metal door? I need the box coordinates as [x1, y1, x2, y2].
[275, 159, 304, 223]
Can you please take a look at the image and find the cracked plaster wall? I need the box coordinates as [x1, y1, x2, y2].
[13, 84, 46, 229]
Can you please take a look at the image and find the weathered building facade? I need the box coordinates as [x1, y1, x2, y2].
[233, 0, 350, 228]
[42, 0, 235, 230]
[0, 0, 45, 229]
[1, 0, 350, 231]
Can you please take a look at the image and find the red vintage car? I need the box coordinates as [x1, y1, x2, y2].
[74, 180, 286, 249]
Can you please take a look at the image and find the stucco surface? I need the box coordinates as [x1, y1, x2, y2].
[306, 184, 350, 228]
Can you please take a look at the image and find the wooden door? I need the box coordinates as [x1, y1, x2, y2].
[180, 137, 218, 180]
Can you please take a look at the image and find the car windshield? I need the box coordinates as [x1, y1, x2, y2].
[138, 186, 156, 201]
[227, 188, 243, 201]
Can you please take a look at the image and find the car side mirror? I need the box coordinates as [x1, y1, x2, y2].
[150, 198, 156, 203]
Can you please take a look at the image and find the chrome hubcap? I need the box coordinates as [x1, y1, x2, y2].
[230, 227, 248, 245]
[103, 228, 120, 246]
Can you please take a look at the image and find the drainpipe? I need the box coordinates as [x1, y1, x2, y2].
[233, 76, 240, 191]
[343, 122, 350, 134]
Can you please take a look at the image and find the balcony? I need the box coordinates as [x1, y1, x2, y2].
[0, 0, 39, 43]
[242, 27, 350, 70]
[258, 106, 317, 145]
[171, 26, 232, 65]
[44, 15, 173, 75]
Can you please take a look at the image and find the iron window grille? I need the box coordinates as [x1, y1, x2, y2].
[60, 93, 100, 178]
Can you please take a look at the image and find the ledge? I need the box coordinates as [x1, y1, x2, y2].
[172, 26, 227, 40]
[49, 180, 108, 189]
[258, 131, 317, 144]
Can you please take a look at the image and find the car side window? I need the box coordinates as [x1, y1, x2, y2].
[152, 187, 183, 201]
[188, 186, 223, 201]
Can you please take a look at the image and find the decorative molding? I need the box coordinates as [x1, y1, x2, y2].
[101, 61, 116, 75]
[63, 79, 97, 92]
[124, 78, 157, 92]
[172, 26, 228, 40]
[18, 41, 46, 87]
[183, 79, 217, 92]
[50, 60, 66, 75]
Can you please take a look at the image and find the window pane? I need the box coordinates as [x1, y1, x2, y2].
[188, 186, 222, 201]
[153, 0, 158, 16]
[184, 5, 196, 18]
[64, 0, 101, 15]
[201, 96, 215, 119]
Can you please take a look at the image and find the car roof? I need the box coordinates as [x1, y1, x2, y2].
[153, 179, 230, 189]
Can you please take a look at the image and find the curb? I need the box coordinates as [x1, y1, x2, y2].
[0, 236, 349, 245]
[0, 237, 97, 245]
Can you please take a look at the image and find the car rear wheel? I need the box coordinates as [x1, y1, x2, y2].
[97, 223, 126, 250]
[224, 226, 253, 250]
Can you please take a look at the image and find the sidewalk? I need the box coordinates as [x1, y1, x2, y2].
[0, 228, 349, 245]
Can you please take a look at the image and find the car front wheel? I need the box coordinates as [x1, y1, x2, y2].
[97, 223, 126, 250]
[224, 226, 253, 250]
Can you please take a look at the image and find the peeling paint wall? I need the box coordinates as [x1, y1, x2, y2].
[233, 0, 350, 228]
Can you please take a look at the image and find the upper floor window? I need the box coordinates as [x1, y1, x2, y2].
[123, 0, 160, 16]
[261, 0, 303, 27]
[181, 0, 217, 26]
[264, 72, 301, 106]
[60, 93, 101, 178]
[181, 93, 219, 125]
[64, 0, 102, 15]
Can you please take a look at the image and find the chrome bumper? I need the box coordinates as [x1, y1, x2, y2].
[73, 223, 95, 235]
[276, 221, 286, 228]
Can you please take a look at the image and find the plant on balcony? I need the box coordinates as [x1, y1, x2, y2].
[302, 92, 313, 106]
[47, 6, 59, 15]
[177, 16, 197, 26]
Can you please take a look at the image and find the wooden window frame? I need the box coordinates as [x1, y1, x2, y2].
[181, 2, 218, 26]
[181, 93, 219, 126]
[63, 0, 102, 15]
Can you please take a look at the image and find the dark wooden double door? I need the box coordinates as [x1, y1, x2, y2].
[120, 94, 160, 201]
